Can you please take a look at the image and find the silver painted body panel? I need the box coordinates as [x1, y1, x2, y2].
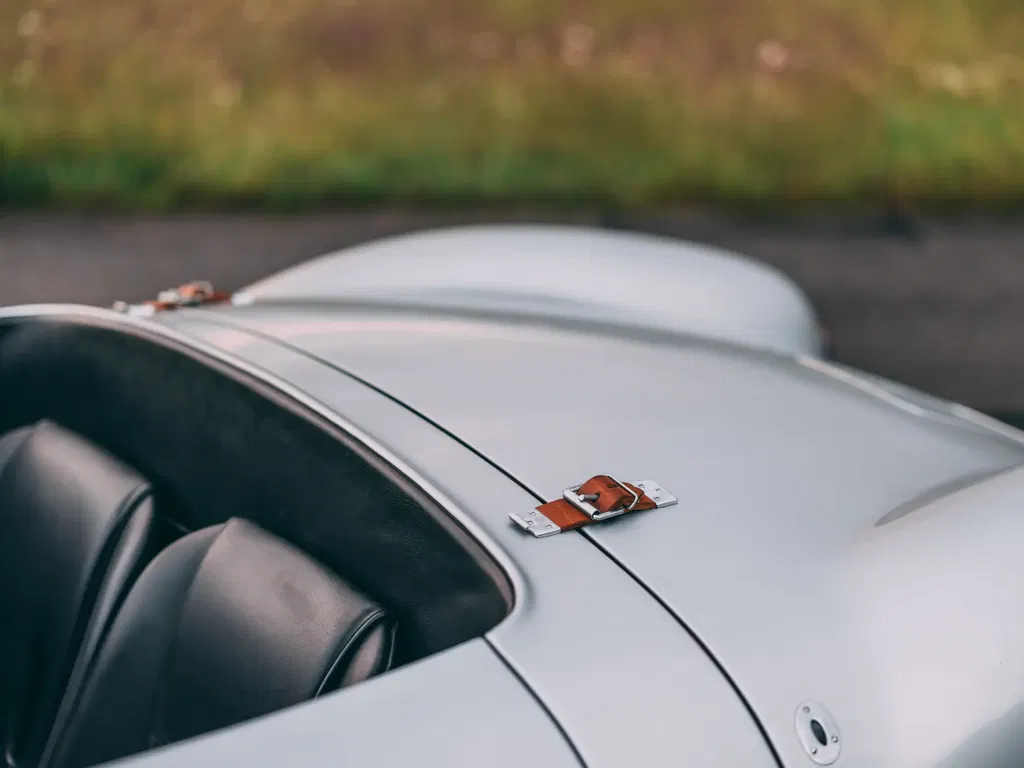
[0, 304, 778, 767]
[185, 301, 1024, 768]
[238, 224, 824, 357]
[156, 310, 779, 768]
[112, 640, 581, 768]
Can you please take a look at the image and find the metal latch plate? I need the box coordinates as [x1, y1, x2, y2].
[508, 507, 562, 538]
[632, 480, 677, 507]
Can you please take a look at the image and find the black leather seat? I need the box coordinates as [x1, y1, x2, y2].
[44, 518, 395, 768]
[0, 421, 160, 768]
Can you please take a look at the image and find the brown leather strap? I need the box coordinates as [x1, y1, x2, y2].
[535, 475, 658, 532]
[143, 283, 233, 312]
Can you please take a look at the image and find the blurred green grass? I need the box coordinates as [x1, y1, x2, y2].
[1, 0, 1023, 210]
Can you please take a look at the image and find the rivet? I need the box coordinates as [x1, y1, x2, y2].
[802, 706, 811, 713]
[526, 520, 534, 526]
[811, 748, 818, 755]
[832, 735, 839, 743]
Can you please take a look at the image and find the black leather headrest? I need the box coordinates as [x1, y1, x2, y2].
[0, 420, 156, 768]
[46, 518, 394, 768]
[161, 518, 395, 741]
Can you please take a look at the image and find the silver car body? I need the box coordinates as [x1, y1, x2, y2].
[8, 226, 1024, 768]
[236, 224, 825, 358]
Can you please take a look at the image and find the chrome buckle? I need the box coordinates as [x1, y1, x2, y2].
[564, 475, 639, 521]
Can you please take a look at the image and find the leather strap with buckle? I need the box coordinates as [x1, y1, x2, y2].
[113, 281, 234, 317]
[510, 475, 678, 538]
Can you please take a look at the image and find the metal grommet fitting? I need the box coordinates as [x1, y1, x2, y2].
[795, 700, 841, 765]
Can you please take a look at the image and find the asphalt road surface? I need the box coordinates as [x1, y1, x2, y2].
[2, 210, 1024, 413]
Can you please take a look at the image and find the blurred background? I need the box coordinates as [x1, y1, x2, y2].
[1, 0, 1023, 416]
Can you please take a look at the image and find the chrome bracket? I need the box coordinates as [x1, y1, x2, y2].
[795, 700, 841, 765]
[508, 507, 562, 538]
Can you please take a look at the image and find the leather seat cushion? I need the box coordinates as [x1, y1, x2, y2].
[0, 420, 157, 768]
[47, 518, 394, 768]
